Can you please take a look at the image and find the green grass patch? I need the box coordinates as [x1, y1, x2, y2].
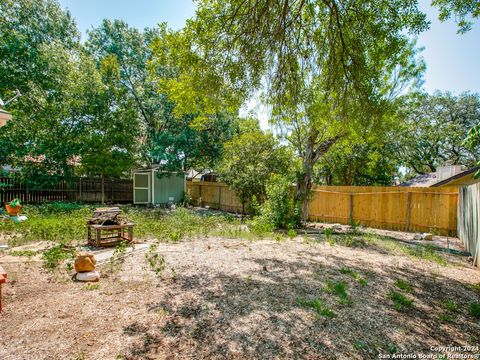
[354, 340, 368, 351]
[9, 249, 37, 257]
[388, 290, 414, 311]
[468, 302, 480, 319]
[438, 313, 454, 322]
[324, 280, 352, 305]
[339, 267, 368, 286]
[364, 234, 449, 266]
[394, 279, 413, 293]
[84, 283, 100, 291]
[439, 299, 458, 312]
[470, 283, 480, 294]
[339, 235, 366, 248]
[0, 204, 255, 245]
[297, 298, 336, 318]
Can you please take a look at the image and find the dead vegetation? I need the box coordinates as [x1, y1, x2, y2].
[1, 227, 480, 359]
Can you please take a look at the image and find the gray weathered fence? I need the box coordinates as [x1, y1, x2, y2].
[457, 183, 480, 266]
[0, 177, 133, 204]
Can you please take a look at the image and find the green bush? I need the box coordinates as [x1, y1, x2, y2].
[253, 174, 300, 230]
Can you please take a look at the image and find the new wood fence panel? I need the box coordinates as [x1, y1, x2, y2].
[310, 186, 458, 236]
[187, 182, 458, 236]
[187, 182, 244, 213]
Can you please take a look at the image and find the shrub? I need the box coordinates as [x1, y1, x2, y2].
[253, 174, 300, 230]
[36, 201, 85, 214]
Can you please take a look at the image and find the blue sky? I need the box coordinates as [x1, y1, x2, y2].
[58, 0, 479, 94]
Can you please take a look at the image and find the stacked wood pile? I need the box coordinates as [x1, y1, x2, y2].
[86, 207, 134, 247]
[87, 207, 129, 226]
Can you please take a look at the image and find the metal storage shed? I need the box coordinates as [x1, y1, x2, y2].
[133, 168, 185, 205]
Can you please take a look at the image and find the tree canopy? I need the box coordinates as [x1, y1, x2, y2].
[163, 0, 429, 217]
[432, 0, 480, 33]
[217, 119, 293, 208]
[398, 91, 480, 175]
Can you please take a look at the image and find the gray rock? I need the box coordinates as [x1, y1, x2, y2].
[422, 233, 433, 241]
[332, 224, 343, 231]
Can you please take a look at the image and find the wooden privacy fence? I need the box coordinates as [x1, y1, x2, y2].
[0, 177, 133, 204]
[309, 186, 458, 236]
[187, 182, 458, 236]
[457, 183, 480, 266]
[187, 181, 244, 213]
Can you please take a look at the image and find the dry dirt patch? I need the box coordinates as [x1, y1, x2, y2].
[1, 236, 479, 359]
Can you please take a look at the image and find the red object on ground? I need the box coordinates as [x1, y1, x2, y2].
[0, 265, 7, 313]
[5, 204, 21, 216]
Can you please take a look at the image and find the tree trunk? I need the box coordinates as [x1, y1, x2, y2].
[295, 133, 345, 222]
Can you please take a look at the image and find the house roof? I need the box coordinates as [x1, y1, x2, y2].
[431, 167, 479, 187]
[399, 167, 480, 188]
[398, 172, 438, 187]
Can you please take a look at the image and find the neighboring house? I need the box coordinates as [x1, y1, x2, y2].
[200, 172, 217, 182]
[399, 165, 479, 188]
[186, 169, 217, 182]
[431, 167, 479, 187]
[0, 108, 12, 127]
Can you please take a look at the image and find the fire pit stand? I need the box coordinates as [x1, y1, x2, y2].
[86, 207, 134, 247]
[87, 223, 134, 247]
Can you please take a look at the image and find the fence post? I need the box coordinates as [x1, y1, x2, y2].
[101, 176, 105, 204]
[79, 177, 82, 202]
[405, 192, 412, 232]
[112, 179, 115, 203]
[218, 185, 222, 210]
[349, 193, 354, 225]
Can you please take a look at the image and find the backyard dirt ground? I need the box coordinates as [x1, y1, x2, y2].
[1, 231, 480, 360]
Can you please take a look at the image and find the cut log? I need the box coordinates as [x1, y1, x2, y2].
[88, 207, 128, 225]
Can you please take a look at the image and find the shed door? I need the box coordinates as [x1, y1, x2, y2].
[134, 173, 150, 204]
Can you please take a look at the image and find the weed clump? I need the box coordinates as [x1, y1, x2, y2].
[42, 244, 76, 271]
[339, 267, 368, 286]
[394, 279, 413, 293]
[297, 298, 336, 318]
[388, 290, 414, 311]
[324, 280, 352, 305]
[145, 244, 166, 276]
[468, 302, 480, 319]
